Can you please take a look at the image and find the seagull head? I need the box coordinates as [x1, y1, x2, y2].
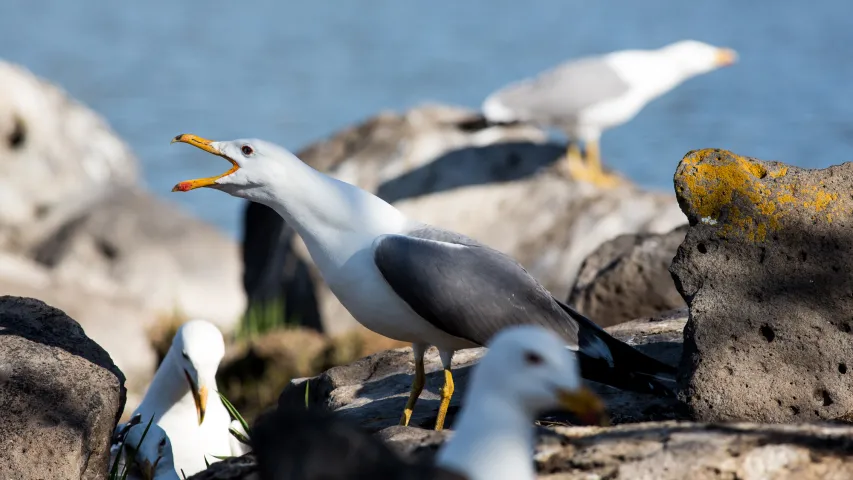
[170, 134, 298, 202]
[662, 39, 738, 76]
[476, 325, 608, 426]
[123, 422, 176, 480]
[170, 319, 225, 426]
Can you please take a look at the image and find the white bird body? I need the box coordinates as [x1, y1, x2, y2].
[483, 40, 737, 144]
[123, 319, 245, 477]
[255, 154, 478, 352]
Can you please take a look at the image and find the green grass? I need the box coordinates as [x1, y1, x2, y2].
[236, 297, 301, 340]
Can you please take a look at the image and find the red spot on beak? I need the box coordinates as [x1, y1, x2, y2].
[176, 182, 191, 192]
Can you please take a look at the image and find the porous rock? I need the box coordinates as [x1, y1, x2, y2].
[568, 225, 687, 327]
[670, 149, 853, 423]
[385, 422, 853, 480]
[243, 104, 686, 335]
[278, 311, 688, 432]
[0, 296, 126, 479]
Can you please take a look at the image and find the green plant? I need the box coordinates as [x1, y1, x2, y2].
[236, 297, 301, 340]
[206, 390, 252, 464]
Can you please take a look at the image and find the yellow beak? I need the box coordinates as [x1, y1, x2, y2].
[170, 134, 238, 192]
[715, 48, 738, 67]
[140, 459, 155, 480]
[557, 386, 609, 426]
[184, 370, 208, 426]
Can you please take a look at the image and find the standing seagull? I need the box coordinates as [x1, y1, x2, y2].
[481, 40, 737, 188]
[170, 135, 675, 431]
[120, 319, 249, 476]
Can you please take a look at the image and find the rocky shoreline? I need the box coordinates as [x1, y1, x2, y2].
[2, 60, 853, 479]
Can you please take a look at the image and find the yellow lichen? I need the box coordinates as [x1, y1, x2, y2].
[770, 167, 788, 178]
[677, 149, 844, 242]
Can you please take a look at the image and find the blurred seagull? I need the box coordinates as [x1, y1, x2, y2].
[436, 326, 606, 480]
[250, 326, 606, 480]
[116, 319, 249, 477]
[480, 40, 737, 188]
[170, 134, 675, 432]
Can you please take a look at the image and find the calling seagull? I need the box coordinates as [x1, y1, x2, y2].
[171, 134, 675, 429]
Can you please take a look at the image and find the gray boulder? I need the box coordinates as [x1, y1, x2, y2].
[0, 61, 246, 413]
[0, 296, 126, 479]
[568, 225, 687, 327]
[278, 310, 688, 431]
[381, 422, 853, 480]
[243, 104, 686, 335]
[671, 148, 853, 423]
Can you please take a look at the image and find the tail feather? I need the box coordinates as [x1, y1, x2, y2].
[556, 300, 677, 398]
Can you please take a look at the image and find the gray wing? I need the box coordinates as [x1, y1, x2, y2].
[373, 227, 581, 347]
[489, 56, 631, 124]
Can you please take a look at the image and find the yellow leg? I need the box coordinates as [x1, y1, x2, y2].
[399, 351, 425, 426]
[434, 368, 455, 431]
[566, 139, 622, 189]
[564, 142, 584, 175]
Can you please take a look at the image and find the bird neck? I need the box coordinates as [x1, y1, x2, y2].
[156, 459, 181, 480]
[437, 394, 536, 480]
[254, 159, 409, 261]
[137, 351, 191, 420]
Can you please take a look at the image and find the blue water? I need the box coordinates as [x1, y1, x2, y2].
[2, 1, 852, 238]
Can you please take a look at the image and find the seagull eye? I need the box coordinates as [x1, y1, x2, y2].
[524, 351, 544, 366]
[241, 145, 254, 156]
[181, 350, 189, 360]
[159, 438, 167, 448]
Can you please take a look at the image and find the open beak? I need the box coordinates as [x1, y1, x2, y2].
[170, 134, 238, 192]
[715, 48, 738, 67]
[183, 370, 208, 426]
[557, 386, 609, 426]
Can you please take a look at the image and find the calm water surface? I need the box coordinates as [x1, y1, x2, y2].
[2, 1, 852, 237]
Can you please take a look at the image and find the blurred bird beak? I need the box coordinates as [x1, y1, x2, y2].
[140, 459, 155, 480]
[715, 48, 738, 67]
[171, 134, 238, 192]
[557, 386, 609, 426]
[184, 370, 208, 425]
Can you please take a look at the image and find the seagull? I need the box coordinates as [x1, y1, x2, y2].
[170, 134, 676, 431]
[119, 422, 181, 480]
[119, 319, 249, 476]
[436, 325, 605, 480]
[480, 40, 738, 188]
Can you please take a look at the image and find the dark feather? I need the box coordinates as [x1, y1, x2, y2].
[374, 226, 675, 397]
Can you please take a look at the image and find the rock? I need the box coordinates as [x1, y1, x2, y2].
[32, 187, 245, 330]
[278, 311, 688, 432]
[0, 296, 126, 479]
[379, 422, 853, 480]
[0, 61, 137, 252]
[242, 104, 686, 335]
[670, 149, 853, 423]
[568, 225, 687, 327]
[0, 61, 247, 410]
[218, 326, 407, 423]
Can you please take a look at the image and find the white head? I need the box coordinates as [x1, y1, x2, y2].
[170, 319, 225, 426]
[471, 325, 607, 424]
[170, 134, 302, 203]
[659, 40, 738, 77]
[123, 423, 177, 480]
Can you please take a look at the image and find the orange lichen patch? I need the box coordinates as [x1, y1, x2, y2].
[677, 149, 844, 242]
